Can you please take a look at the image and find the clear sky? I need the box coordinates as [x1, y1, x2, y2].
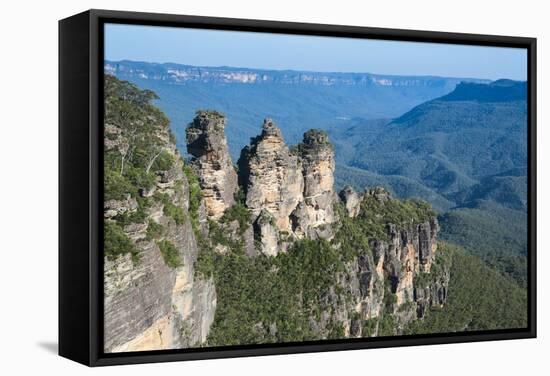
[105, 23, 527, 80]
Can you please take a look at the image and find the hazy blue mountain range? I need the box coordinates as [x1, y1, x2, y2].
[328, 80, 528, 285]
[105, 61, 528, 285]
[331, 80, 527, 201]
[105, 60, 488, 158]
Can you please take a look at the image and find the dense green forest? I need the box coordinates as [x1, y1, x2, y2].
[329, 83, 528, 287]
[439, 200, 527, 287]
[406, 243, 527, 334]
[196, 197, 439, 345]
[192, 189, 527, 345]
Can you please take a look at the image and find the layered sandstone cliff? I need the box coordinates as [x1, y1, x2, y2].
[104, 140, 217, 353]
[103, 78, 216, 353]
[308, 187, 448, 338]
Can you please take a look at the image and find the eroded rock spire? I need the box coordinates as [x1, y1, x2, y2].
[186, 110, 238, 220]
[291, 129, 336, 240]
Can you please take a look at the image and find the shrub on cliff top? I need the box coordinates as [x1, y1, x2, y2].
[104, 169, 134, 201]
[196, 109, 225, 119]
[359, 194, 435, 234]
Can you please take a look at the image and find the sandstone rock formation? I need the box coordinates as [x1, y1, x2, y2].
[237, 119, 305, 256]
[339, 185, 362, 218]
[238, 119, 304, 233]
[253, 209, 280, 257]
[104, 100, 216, 352]
[186, 110, 238, 220]
[291, 129, 337, 240]
[238, 122, 337, 255]
[303, 189, 447, 338]
[104, 76, 450, 350]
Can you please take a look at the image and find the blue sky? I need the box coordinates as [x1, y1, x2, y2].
[105, 23, 527, 80]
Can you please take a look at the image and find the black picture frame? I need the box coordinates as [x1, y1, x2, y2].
[59, 9, 537, 367]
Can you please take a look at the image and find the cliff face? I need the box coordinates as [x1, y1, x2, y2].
[304, 187, 448, 338]
[306, 187, 450, 338]
[186, 111, 238, 220]
[236, 121, 336, 255]
[103, 77, 216, 353]
[106, 60, 482, 88]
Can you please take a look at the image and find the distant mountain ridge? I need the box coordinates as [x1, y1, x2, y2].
[328, 80, 528, 285]
[105, 60, 490, 159]
[105, 60, 488, 87]
[439, 79, 527, 102]
[332, 79, 527, 204]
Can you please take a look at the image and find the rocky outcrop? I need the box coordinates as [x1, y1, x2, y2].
[339, 186, 362, 218]
[253, 209, 280, 257]
[104, 195, 138, 219]
[238, 119, 304, 234]
[419, 217, 439, 272]
[306, 190, 447, 337]
[186, 111, 238, 220]
[291, 130, 337, 240]
[414, 270, 450, 319]
[104, 75, 451, 351]
[383, 218, 440, 321]
[238, 123, 337, 255]
[366, 186, 391, 203]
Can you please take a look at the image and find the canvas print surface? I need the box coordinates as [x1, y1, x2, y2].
[102, 23, 528, 353]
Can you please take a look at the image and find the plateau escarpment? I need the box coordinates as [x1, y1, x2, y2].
[326, 186, 448, 336]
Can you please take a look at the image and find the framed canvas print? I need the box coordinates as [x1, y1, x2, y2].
[59, 9, 536, 366]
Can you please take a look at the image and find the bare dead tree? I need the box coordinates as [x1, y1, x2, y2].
[145, 150, 164, 174]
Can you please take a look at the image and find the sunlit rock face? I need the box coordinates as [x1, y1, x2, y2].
[186, 111, 238, 220]
[339, 185, 362, 218]
[237, 119, 304, 255]
[238, 121, 338, 255]
[104, 104, 216, 353]
[291, 129, 337, 240]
